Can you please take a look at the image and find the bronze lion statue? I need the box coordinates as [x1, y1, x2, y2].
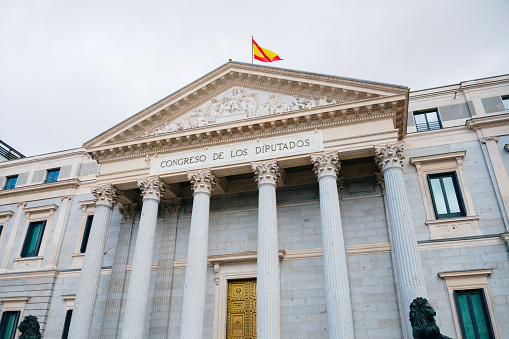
[18, 315, 41, 339]
[409, 297, 451, 339]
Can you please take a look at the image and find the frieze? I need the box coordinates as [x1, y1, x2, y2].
[146, 87, 341, 136]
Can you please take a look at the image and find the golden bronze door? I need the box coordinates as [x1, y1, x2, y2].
[227, 279, 257, 339]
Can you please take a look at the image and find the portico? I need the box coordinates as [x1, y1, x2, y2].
[71, 61, 426, 338]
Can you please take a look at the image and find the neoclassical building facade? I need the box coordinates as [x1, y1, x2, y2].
[0, 62, 508, 339]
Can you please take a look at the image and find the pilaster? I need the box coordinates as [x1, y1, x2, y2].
[150, 198, 182, 338]
[101, 203, 138, 338]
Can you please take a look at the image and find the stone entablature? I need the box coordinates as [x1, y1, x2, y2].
[84, 62, 409, 163]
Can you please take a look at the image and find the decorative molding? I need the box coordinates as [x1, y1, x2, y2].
[0, 178, 81, 198]
[208, 250, 286, 265]
[311, 152, 340, 179]
[252, 160, 281, 186]
[418, 236, 504, 251]
[0, 270, 58, 281]
[118, 203, 138, 222]
[24, 204, 58, 220]
[161, 198, 182, 217]
[500, 232, 509, 243]
[91, 183, 118, 207]
[0, 296, 31, 302]
[138, 177, 165, 201]
[466, 113, 509, 131]
[84, 62, 408, 151]
[438, 269, 493, 279]
[409, 151, 466, 165]
[425, 216, 481, 240]
[375, 172, 385, 193]
[481, 136, 499, 143]
[375, 144, 405, 171]
[188, 170, 217, 194]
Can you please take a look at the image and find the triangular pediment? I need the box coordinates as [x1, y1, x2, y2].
[84, 61, 409, 160]
[144, 86, 352, 138]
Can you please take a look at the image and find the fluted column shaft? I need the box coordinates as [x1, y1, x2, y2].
[69, 184, 118, 339]
[122, 178, 165, 339]
[312, 153, 354, 338]
[180, 171, 216, 339]
[253, 161, 281, 339]
[376, 145, 427, 339]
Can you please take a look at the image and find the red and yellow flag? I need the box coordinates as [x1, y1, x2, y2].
[252, 38, 283, 63]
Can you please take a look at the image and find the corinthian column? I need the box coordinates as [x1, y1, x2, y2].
[311, 153, 354, 338]
[375, 144, 427, 339]
[122, 177, 165, 339]
[180, 170, 216, 339]
[252, 160, 281, 339]
[69, 184, 118, 339]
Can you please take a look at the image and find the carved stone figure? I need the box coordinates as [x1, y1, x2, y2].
[409, 297, 452, 339]
[18, 315, 42, 339]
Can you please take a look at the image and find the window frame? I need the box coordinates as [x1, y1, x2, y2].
[61, 294, 75, 339]
[45, 168, 60, 184]
[413, 108, 443, 132]
[4, 176, 18, 190]
[0, 311, 20, 339]
[79, 215, 94, 253]
[439, 269, 501, 339]
[20, 220, 47, 257]
[427, 172, 466, 219]
[454, 289, 495, 339]
[0, 297, 30, 339]
[72, 200, 95, 268]
[61, 309, 73, 339]
[410, 151, 480, 240]
[502, 95, 509, 114]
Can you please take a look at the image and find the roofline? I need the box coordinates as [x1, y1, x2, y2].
[410, 73, 509, 94]
[84, 61, 409, 146]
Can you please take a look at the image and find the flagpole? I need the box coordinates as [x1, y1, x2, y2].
[251, 36, 253, 64]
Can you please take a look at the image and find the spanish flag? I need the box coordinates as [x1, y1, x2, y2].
[252, 38, 283, 63]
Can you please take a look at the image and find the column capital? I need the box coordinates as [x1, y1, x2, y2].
[138, 177, 165, 201]
[188, 170, 216, 194]
[375, 144, 405, 172]
[119, 203, 138, 222]
[252, 160, 281, 186]
[161, 197, 182, 217]
[311, 152, 341, 179]
[91, 184, 118, 207]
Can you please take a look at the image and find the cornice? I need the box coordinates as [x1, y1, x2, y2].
[24, 204, 58, 214]
[0, 178, 81, 198]
[409, 151, 466, 165]
[88, 95, 406, 163]
[438, 269, 493, 279]
[85, 62, 408, 149]
[0, 148, 87, 170]
[0, 269, 58, 281]
[466, 113, 509, 130]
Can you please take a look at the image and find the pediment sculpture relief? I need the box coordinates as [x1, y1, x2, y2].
[148, 87, 342, 136]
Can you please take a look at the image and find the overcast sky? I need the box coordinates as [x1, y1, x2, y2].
[1, 0, 508, 157]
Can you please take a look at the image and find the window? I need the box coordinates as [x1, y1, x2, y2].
[428, 172, 466, 219]
[454, 289, 495, 339]
[20, 221, 46, 257]
[79, 215, 93, 253]
[502, 95, 509, 114]
[61, 309, 72, 339]
[413, 109, 442, 132]
[45, 168, 60, 183]
[0, 225, 3, 238]
[0, 311, 20, 339]
[4, 176, 17, 190]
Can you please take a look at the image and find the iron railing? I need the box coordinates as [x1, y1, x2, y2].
[0, 140, 25, 161]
